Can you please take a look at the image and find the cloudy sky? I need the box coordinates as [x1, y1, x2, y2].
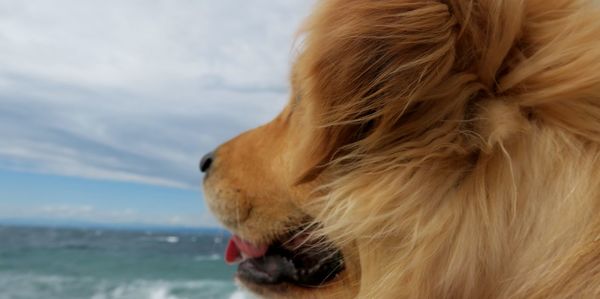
[0, 0, 313, 227]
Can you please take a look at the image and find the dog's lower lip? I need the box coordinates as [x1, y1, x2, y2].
[238, 255, 298, 284]
[226, 228, 345, 288]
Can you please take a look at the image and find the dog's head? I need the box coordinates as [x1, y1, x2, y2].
[200, 68, 361, 298]
[202, 0, 600, 298]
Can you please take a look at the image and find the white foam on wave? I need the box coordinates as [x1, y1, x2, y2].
[164, 236, 180, 243]
[194, 254, 221, 261]
[0, 271, 239, 299]
[149, 285, 178, 299]
[91, 279, 237, 299]
[229, 289, 256, 299]
[143, 236, 181, 244]
[91, 283, 180, 299]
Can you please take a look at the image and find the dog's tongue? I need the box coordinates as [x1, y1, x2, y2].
[225, 235, 268, 264]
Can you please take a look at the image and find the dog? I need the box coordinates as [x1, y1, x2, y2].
[201, 0, 600, 298]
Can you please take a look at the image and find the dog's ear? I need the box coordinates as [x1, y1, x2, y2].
[450, 0, 600, 146]
[296, 0, 461, 178]
[299, 0, 458, 126]
[295, 0, 600, 177]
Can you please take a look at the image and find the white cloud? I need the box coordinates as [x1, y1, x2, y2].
[0, 1, 308, 90]
[0, 0, 314, 189]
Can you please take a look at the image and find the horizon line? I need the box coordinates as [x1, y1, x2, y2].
[0, 217, 227, 232]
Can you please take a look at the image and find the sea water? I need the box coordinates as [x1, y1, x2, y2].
[0, 226, 254, 299]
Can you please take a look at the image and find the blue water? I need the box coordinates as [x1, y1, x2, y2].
[0, 226, 252, 299]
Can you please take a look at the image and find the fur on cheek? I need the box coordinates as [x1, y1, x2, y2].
[295, 0, 600, 298]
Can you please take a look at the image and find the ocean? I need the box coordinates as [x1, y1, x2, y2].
[0, 225, 253, 299]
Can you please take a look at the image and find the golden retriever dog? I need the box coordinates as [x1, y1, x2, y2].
[201, 0, 600, 298]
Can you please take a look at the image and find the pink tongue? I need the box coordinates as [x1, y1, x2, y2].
[224, 235, 268, 264]
[225, 239, 241, 264]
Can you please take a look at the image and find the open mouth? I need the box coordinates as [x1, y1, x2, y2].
[224, 229, 345, 288]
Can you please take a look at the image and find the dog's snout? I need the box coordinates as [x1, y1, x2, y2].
[200, 151, 215, 173]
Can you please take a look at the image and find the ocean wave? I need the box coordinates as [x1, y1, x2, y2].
[0, 272, 242, 299]
[194, 254, 221, 262]
[0, 272, 95, 299]
[156, 236, 180, 243]
[228, 289, 256, 299]
[91, 279, 239, 299]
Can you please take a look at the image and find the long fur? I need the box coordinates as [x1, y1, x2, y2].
[294, 0, 600, 297]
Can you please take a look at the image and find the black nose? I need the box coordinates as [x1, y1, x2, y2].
[199, 151, 214, 173]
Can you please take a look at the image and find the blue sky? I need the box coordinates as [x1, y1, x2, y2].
[0, 0, 313, 227]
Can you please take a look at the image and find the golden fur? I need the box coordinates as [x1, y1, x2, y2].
[203, 0, 600, 298]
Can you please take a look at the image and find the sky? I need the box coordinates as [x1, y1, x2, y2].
[0, 0, 313, 228]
